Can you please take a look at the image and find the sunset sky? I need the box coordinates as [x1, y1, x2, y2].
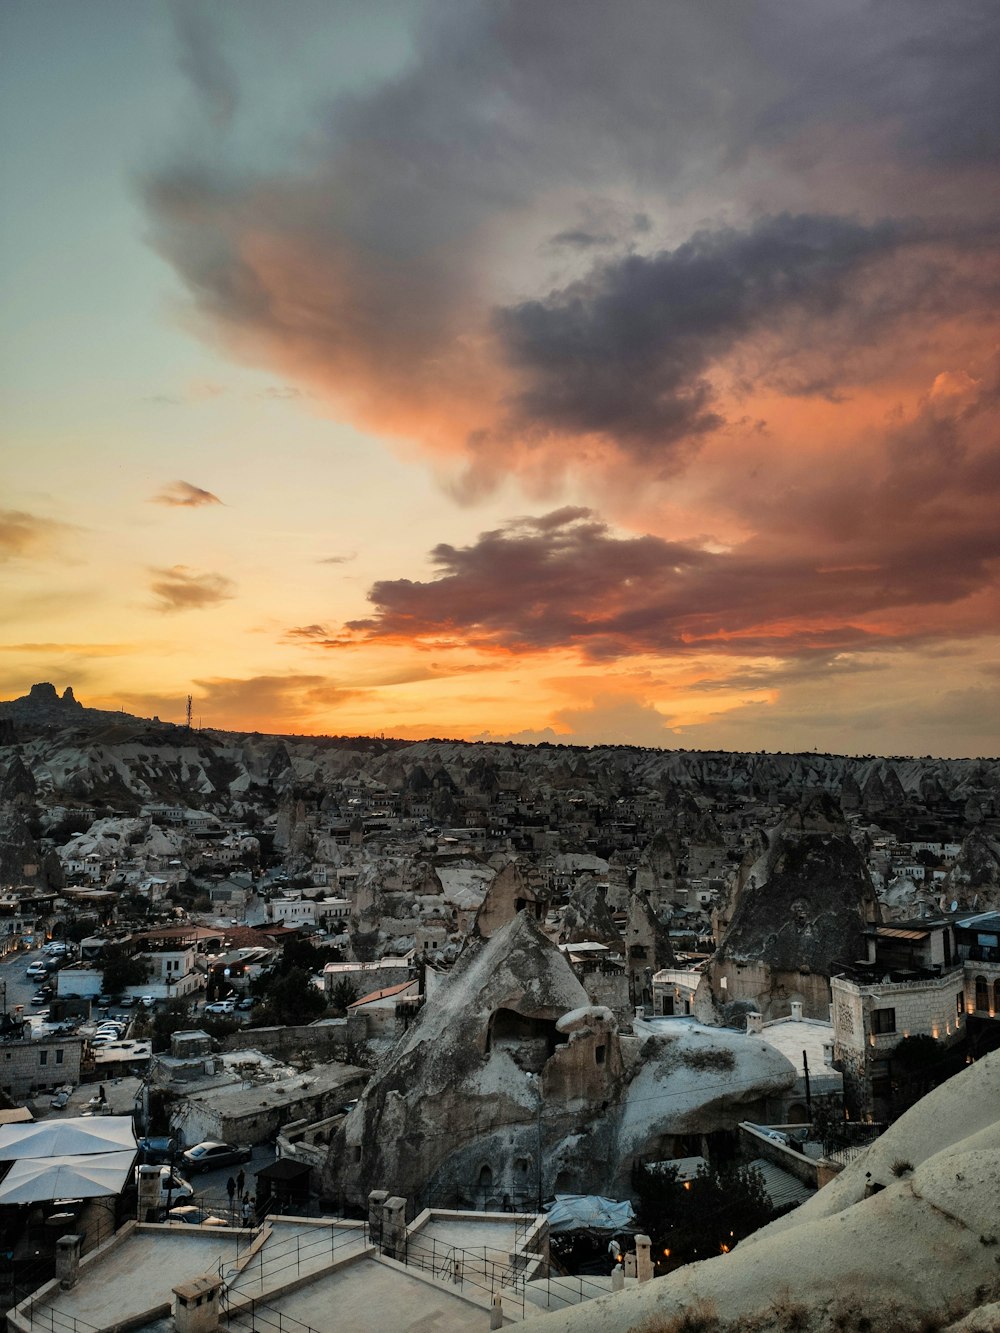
[3, 1, 999, 755]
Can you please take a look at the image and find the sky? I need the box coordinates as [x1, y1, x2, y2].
[2, 1, 1000, 756]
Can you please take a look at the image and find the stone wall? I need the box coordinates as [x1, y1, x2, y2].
[220, 1022, 350, 1060]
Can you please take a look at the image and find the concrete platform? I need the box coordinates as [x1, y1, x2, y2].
[44, 1228, 242, 1328]
[231, 1254, 502, 1333]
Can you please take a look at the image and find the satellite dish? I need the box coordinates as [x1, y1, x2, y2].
[950, 900, 958, 912]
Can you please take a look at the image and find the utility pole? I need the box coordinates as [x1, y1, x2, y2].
[803, 1050, 812, 1121]
[185, 695, 193, 729]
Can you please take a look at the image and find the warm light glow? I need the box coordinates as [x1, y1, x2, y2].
[663, 1248, 671, 1257]
[720, 1243, 730, 1253]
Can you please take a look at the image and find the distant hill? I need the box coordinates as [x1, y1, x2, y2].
[0, 682, 146, 728]
[0, 682, 998, 816]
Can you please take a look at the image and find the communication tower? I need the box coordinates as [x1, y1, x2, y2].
[186, 695, 193, 729]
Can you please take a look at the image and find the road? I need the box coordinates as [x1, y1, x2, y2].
[0, 944, 48, 1018]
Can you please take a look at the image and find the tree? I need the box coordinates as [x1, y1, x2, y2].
[330, 978, 358, 1016]
[150, 999, 193, 1053]
[632, 1162, 775, 1266]
[100, 944, 149, 997]
[256, 967, 327, 1025]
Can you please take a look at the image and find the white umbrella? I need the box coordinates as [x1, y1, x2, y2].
[0, 1115, 135, 1160]
[0, 1151, 136, 1204]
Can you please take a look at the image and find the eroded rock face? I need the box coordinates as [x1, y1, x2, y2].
[705, 821, 880, 1019]
[945, 828, 1000, 911]
[323, 911, 795, 1209]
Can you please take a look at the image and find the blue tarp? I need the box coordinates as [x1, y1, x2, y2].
[544, 1193, 636, 1234]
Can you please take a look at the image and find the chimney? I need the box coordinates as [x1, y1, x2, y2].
[173, 1276, 222, 1333]
[746, 1012, 763, 1034]
[790, 1001, 803, 1022]
[55, 1234, 82, 1290]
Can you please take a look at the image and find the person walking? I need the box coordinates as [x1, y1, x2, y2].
[236, 1167, 245, 1198]
[226, 1176, 236, 1213]
[241, 1196, 252, 1228]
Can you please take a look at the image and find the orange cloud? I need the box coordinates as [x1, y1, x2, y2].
[148, 565, 236, 612]
[152, 480, 223, 508]
[0, 510, 75, 562]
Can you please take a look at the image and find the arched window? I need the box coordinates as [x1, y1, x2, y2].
[975, 975, 989, 1011]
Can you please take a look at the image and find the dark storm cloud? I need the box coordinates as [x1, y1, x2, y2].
[141, 1, 1000, 477]
[497, 213, 912, 456]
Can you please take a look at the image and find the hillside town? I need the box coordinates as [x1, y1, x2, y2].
[1, 685, 999, 1331]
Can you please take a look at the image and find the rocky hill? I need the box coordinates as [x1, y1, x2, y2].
[1, 683, 998, 815]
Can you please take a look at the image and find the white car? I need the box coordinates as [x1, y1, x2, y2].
[204, 1000, 235, 1015]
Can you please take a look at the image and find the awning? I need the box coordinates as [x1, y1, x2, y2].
[0, 1115, 136, 1160]
[0, 1151, 136, 1204]
[545, 1194, 636, 1235]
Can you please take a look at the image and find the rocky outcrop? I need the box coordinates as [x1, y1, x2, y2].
[703, 821, 880, 1019]
[560, 881, 622, 947]
[323, 912, 795, 1209]
[944, 828, 1000, 911]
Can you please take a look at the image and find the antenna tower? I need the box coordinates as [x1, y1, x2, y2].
[186, 695, 193, 729]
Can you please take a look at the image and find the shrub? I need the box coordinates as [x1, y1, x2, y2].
[890, 1158, 913, 1177]
[681, 1047, 736, 1072]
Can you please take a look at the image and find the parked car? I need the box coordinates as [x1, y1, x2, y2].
[30, 993, 48, 1006]
[118, 995, 136, 1008]
[204, 1000, 235, 1015]
[139, 995, 156, 1009]
[26, 961, 49, 979]
[138, 1135, 177, 1166]
[236, 997, 256, 1012]
[180, 1141, 252, 1175]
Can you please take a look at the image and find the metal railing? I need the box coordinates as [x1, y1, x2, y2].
[20, 1305, 103, 1333]
[226, 1296, 323, 1333]
[528, 1270, 615, 1309]
[392, 1231, 528, 1320]
[229, 1221, 369, 1296]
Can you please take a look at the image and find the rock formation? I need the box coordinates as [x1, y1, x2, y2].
[702, 817, 880, 1020]
[323, 911, 795, 1209]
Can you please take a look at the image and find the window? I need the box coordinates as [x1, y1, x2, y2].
[871, 1008, 896, 1035]
[56, 1049, 64, 1065]
[595, 1044, 606, 1065]
[39, 1050, 48, 1066]
[975, 976, 989, 1011]
[957, 992, 965, 1018]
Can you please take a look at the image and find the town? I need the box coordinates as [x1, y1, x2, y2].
[1, 684, 998, 1331]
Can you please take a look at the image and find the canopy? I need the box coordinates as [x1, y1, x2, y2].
[544, 1194, 636, 1235]
[0, 1115, 136, 1160]
[0, 1151, 136, 1204]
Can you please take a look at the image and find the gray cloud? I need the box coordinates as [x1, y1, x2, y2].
[497, 213, 914, 459]
[171, 0, 239, 127]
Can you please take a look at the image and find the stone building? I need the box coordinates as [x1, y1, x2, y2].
[0, 1033, 83, 1101]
